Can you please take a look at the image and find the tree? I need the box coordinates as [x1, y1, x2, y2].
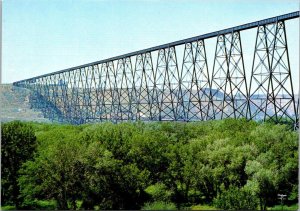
[9, 120, 298, 210]
[1, 121, 37, 208]
[18, 126, 85, 210]
[245, 161, 277, 210]
[81, 141, 150, 210]
[246, 123, 299, 209]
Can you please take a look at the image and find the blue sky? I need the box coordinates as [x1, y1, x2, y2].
[3, 0, 299, 88]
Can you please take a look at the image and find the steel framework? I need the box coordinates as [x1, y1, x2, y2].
[13, 11, 299, 127]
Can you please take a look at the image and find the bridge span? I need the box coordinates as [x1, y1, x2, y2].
[13, 11, 299, 127]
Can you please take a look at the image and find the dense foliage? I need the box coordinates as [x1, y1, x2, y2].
[1, 121, 37, 209]
[1, 119, 298, 210]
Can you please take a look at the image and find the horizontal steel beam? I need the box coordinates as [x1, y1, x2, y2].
[13, 11, 299, 84]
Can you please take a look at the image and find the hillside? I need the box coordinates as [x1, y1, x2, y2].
[0, 84, 50, 123]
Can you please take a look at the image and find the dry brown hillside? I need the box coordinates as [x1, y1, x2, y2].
[0, 84, 50, 123]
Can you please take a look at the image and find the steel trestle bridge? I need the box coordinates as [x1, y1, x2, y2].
[13, 12, 300, 127]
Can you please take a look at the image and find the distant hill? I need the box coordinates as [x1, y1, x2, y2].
[0, 84, 50, 123]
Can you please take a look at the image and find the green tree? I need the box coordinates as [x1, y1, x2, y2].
[81, 141, 150, 209]
[128, 128, 172, 183]
[1, 121, 37, 208]
[18, 127, 85, 210]
[9, 120, 298, 210]
[246, 124, 298, 209]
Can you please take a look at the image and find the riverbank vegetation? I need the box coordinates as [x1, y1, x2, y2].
[1, 119, 298, 210]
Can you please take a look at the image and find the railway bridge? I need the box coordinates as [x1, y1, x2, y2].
[13, 11, 299, 127]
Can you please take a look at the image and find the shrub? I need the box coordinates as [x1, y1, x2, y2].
[213, 186, 259, 210]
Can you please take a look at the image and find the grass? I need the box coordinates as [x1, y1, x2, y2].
[191, 204, 219, 210]
[1, 205, 16, 210]
[191, 204, 299, 210]
[2, 202, 297, 210]
[268, 204, 298, 210]
[35, 200, 57, 210]
[1, 200, 56, 210]
[142, 201, 177, 210]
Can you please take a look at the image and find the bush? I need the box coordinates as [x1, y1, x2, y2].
[213, 186, 259, 210]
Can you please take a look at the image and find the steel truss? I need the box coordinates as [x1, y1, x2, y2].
[13, 12, 299, 128]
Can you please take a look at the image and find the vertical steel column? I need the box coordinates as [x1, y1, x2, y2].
[162, 46, 180, 121]
[179, 40, 211, 121]
[150, 50, 162, 121]
[134, 54, 144, 120]
[129, 56, 138, 121]
[179, 42, 195, 121]
[48, 75, 56, 120]
[71, 69, 80, 124]
[115, 59, 125, 121]
[107, 61, 117, 122]
[249, 24, 276, 121]
[269, 21, 297, 125]
[156, 49, 167, 121]
[60, 72, 68, 122]
[194, 40, 213, 121]
[77, 68, 84, 124]
[100, 63, 112, 121]
[142, 52, 155, 120]
[248, 21, 296, 124]
[91, 64, 100, 121]
[143, 52, 156, 120]
[63, 71, 71, 122]
[225, 31, 249, 118]
[211, 34, 230, 120]
[124, 57, 134, 120]
[96, 63, 105, 121]
[118, 57, 132, 121]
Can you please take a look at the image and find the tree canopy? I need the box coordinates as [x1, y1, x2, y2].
[1, 119, 298, 210]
